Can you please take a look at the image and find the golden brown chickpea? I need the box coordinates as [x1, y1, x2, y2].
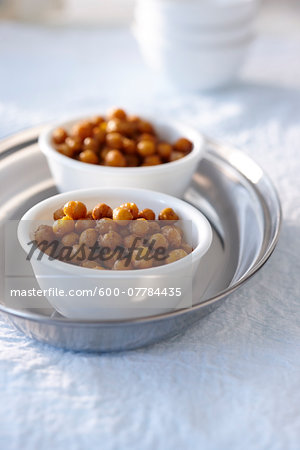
[79, 228, 98, 248]
[104, 149, 126, 167]
[35, 225, 55, 245]
[137, 140, 156, 157]
[52, 127, 68, 145]
[92, 126, 106, 145]
[129, 219, 150, 237]
[138, 133, 156, 142]
[147, 221, 161, 234]
[83, 137, 99, 152]
[98, 231, 122, 250]
[61, 232, 79, 247]
[158, 208, 179, 221]
[138, 208, 155, 220]
[65, 136, 82, 153]
[81, 260, 98, 269]
[113, 207, 133, 224]
[63, 201, 87, 220]
[106, 132, 123, 149]
[169, 151, 185, 162]
[56, 143, 74, 158]
[122, 138, 136, 154]
[113, 259, 132, 270]
[75, 219, 96, 234]
[120, 203, 139, 219]
[123, 234, 141, 249]
[173, 138, 193, 153]
[72, 121, 93, 142]
[125, 154, 140, 167]
[131, 247, 153, 269]
[181, 242, 193, 254]
[106, 118, 125, 134]
[161, 225, 182, 248]
[91, 115, 105, 126]
[138, 120, 154, 134]
[142, 155, 162, 166]
[79, 150, 99, 164]
[53, 217, 75, 237]
[157, 142, 172, 160]
[149, 233, 168, 250]
[53, 207, 65, 221]
[86, 210, 94, 220]
[92, 203, 113, 220]
[95, 218, 117, 234]
[108, 108, 127, 121]
[100, 147, 111, 161]
[165, 249, 188, 264]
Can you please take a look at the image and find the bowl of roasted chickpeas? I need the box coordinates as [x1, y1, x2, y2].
[39, 108, 205, 198]
[18, 188, 212, 319]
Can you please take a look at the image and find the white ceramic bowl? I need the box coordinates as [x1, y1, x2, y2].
[18, 188, 212, 320]
[133, 18, 254, 47]
[39, 116, 205, 198]
[136, 0, 259, 28]
[135, 31, 253, 90]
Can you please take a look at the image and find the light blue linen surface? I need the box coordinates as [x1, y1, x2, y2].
[0, 23, 299, 450]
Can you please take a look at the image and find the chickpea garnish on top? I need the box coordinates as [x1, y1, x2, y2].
[34, 200, 193, 270]
[51, 108, 194, 167]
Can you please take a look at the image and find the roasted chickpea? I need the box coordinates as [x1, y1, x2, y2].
[35, 225, 55, 244]
[108, 108, 127, 121]
[181, 242, 193, 254]
[53, 207, 65, 221]
[147, 221, 161, 234]
[95, 218, 117, 234]
[122, 138, 136, 154]
[106, 132, 123, 149]
[79, 228, 98, 248]
[173, 138, 193, 153]
[157, 142, 172, 160]
[169, 151, 185, 162]
[61, 232, 79, 247]
[137, 133, 156, 143]
[104, 149, 126, 167]
[149, 233, 168, 250]
[72, 121, 93, 142]
[86, 210, 94, 220]
[113, 207, 133, 224]
[63, 201, 87, 220]
[129, 219, 150, 237]
[159, 208, 179, 221]
[79, 150, 99, 164]
[161, 225, 182, 248]
[56, 143, 74, 158]
[70, 244, 86, 264]
[106, 118, 125, 134]
[81, 260, 98, 269]
[138, 120, 154, 134]
[92, 126, 106, 145]
[52, 127, 68, 145]
[131, 247, 153, 269]
[138, 208, 155, 220]
[65, 136, 81, 153]
[123, 234, 141, 249]
[75, 219, 96, 234]
[165, 249, 188, 264]
[53, 217, 75, 237]
[83, 137, 99, 152]
[137, 140, 156, 157]
[92, 203, 113, 220]
[142, 155, 162, 166]
[98, 231, 122, 250]
[113, 259, 132, 270]
[100, 147, 111, 160]
[120, 202, 139, 219]
[91, 115, 105, 126]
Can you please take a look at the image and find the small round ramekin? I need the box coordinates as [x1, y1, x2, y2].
[39, 116, 205, 198]
[18, 187, 212, 320]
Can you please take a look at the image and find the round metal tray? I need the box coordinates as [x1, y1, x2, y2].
[0, 126, 282, 352]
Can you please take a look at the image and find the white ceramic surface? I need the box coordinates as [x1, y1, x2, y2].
[18, 188, 212, 320]
[39, 116, 205, 197]
[135, 32, 253, 90]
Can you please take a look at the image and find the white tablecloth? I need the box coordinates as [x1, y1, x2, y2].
[0, 22, 300, 450]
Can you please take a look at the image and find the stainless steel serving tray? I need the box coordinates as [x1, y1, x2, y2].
[0, 126, 282, 352]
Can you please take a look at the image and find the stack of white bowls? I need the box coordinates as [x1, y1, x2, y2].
[133, 0, 259, 91]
